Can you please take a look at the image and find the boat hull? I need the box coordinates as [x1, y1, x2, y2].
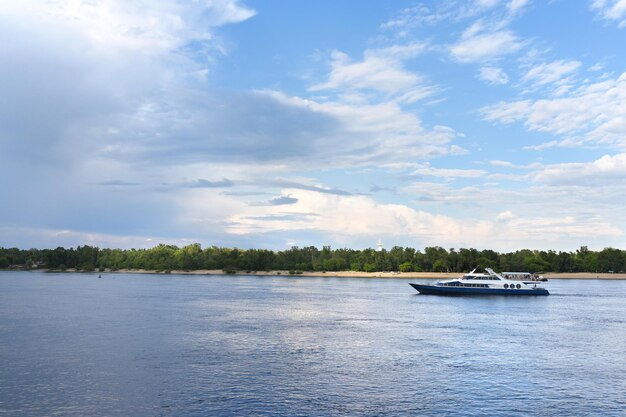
[409, 283, 549, 296]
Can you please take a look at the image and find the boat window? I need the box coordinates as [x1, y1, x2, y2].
[516, 284, 521, 289]
[504, 284, 508, 289]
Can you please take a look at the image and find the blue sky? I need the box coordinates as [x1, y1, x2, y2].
[2, 0, 626, 251]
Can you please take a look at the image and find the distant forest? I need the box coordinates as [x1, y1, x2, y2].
[1, 244, 625, 273]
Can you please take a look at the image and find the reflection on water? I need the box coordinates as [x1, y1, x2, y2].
[1, 272, 625, 416]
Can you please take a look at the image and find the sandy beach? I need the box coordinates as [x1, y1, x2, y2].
[101, 269, 626, 279]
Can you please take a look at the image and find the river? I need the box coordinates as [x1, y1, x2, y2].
[1, 271, 625, 416]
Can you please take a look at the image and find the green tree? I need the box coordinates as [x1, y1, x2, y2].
[399, 262, 413, 272]
[432, 259, 448, 272]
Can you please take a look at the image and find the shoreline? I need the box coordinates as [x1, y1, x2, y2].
[24, 268, 626, 280]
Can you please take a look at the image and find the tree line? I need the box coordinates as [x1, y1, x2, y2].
[1, 244, 625, 273]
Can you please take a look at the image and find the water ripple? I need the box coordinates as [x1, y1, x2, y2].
[1, 272, 625, 416]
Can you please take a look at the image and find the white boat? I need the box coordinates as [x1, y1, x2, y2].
[409, 268, 549, 296]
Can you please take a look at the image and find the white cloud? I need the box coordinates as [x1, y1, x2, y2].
[401, 175, 625, 248]
[446, 0, 532, 63]
[309, 44, 434, 104]
[476, 0, 502, 10]
[481, 72, 626, 148]
[380, 4, 457, 33]
[496, 214, 622, 239]
[0, 0, 254, 53]
[481, 100, 532, 123]
[522, 139, 585, 151]
[533, 153, 626, 186]
[522, 59, 581, 87]
[260, 90, 463, 166]
[404, 182, 486, 204]
[225, 189, 491, 244]
[219, 188, 622, 250]
[0, 225, 199, 250]
[589, 61, 606, 72]
[0, 0, 257, 163]
[450, 29, 524, 62]
[0, 0, 263, 241]
[496, 210, 515, 221]
[522, 141, 559, 151]
[0, 0, 469, 251]
[507, 0, 530, 14]
[479, 66, 510, 84]
[591, 0, 626, 28]
[489, 160, 542, 169]
[413, 164, 487, 179]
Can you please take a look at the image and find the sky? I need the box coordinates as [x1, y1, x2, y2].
[2, 0, 626, 252]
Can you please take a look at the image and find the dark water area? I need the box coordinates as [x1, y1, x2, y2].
[1, 272, 625, 416]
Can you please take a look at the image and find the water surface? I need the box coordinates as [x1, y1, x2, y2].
[1, 272, 625, 416]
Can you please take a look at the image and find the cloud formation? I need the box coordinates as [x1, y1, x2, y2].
[521, 59, 581, 88]
[479, 66, 510, 84]
[591, 0, 626, 28]
[450, 29, 523, 62]
[309, 44, 433, 104]
[2, 0, 626, 252]
[533, 153, 626, 186]
[481, 72, 626, 149]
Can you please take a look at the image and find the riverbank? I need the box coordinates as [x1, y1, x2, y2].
[34, 268, 626, 279]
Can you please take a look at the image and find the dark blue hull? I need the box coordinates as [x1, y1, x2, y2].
[410, 283, 549, 296]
